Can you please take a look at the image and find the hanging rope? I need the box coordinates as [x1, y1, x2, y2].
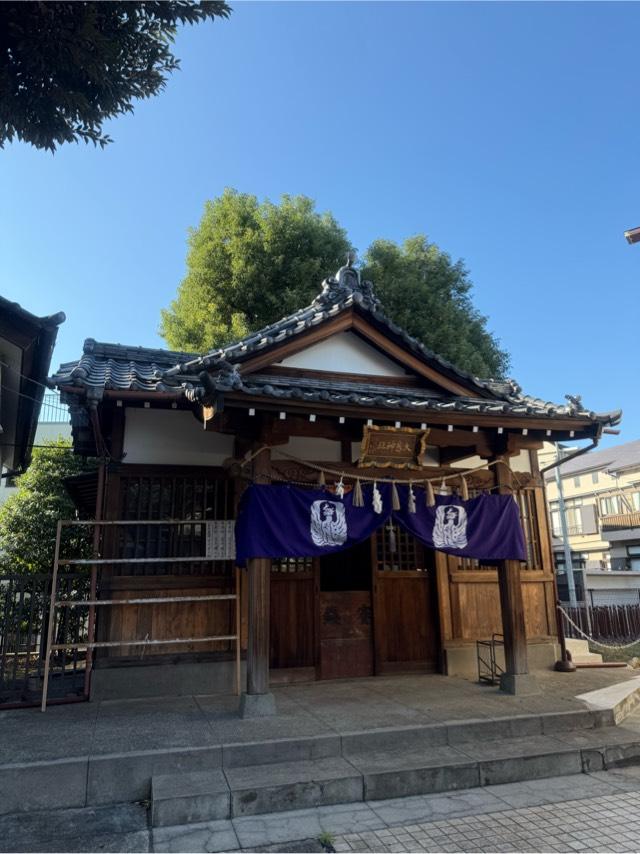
[240, 445, 519, 489]
[558, 605, 640, 651]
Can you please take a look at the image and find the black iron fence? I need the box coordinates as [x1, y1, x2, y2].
[0, 573, 89, 707]
[561, 603, 640, 645]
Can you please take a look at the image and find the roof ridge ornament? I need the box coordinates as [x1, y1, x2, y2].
[565, 393, 585, 413]
[314, 251, 381, 311]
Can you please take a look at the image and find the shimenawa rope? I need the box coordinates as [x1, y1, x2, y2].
[558, 605, 640, 651]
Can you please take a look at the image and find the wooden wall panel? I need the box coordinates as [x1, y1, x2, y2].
[102, 575, 235, 659]
[375, 576, 438, 668]
[270, 576, 316, 669]
[453, 580, 503, 640]
[522, 580, 552, 638]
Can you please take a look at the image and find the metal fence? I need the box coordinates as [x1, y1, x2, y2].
[0, 573, 88, 707]
[562, 603, 640, 645]
[39, 391, 69, 425]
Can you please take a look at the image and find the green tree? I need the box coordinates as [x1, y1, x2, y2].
[162, 191, 510, 378]
[160, 189, 352, 352]
[362, 236, 509, 378]
[0, 1, 231, 152]
[0, 437, 96, 574]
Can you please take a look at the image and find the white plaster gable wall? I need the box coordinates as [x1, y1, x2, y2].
[278, 332, 409, 376]
[123, 408, 234, 466]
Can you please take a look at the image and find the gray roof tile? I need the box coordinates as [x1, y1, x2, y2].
[549, 438, 640, 477]
[49, 264, 621, 428]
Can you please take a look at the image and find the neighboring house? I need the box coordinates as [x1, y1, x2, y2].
[541, 439, 640, 605]
[0, 391, 71, 505]
[50, 260, 620, 707]
[0, 297, 65, 487]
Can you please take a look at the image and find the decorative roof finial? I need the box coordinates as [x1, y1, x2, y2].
[314, 250, 381, 312]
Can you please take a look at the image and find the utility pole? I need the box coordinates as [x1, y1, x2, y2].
[555, 443, 578, 607]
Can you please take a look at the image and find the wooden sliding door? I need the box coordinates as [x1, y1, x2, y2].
[373, 521, 440, 673]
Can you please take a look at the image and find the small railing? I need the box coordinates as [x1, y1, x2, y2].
[476, 633, 504, 685]
[600, 511, 640, 531]
[0, 573, 88, 708]
[39, 392, 69, 425]
[560, 602, 640, 644]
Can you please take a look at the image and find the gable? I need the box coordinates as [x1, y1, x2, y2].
[277, 331, 410, 377]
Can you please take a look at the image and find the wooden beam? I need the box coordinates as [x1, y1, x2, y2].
[246, 558, 271, 695]
[351, 315, 480, 397]
[493, 456, 532, 691]
[221, 395, 598, 439]
[238, 313, 353, 375]
[243, 439, 275, 712]
[256, 365, 426, 387]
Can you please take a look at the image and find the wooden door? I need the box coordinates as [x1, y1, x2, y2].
[269, 557, 316, 679]
[373, 520, 440, 673]
[319, 540, 374, 679]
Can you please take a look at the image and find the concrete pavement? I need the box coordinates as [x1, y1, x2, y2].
[4, 765, 640, 851]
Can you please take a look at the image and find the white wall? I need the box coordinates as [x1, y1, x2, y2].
[278, 332, 409, 376]
[0, 419, 72, 506]
[510, 450, 532, 473]
[123, 408, 234, 466]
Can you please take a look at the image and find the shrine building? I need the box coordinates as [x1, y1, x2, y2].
[50, 260, 620, 714]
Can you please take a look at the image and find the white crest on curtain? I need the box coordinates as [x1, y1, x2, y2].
[310, 500, 348, 547]
[433, 505, 468, 549]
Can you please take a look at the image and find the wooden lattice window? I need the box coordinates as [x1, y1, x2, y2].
[113, 471, 234, 576]
[375, 521, 430, 573]
[516, 488, 542, 570]
[271, 557, 313, 575]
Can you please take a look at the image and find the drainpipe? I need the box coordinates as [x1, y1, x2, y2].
[554, 445, 578, 608]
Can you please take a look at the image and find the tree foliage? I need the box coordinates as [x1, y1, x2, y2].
[0, 1, 231, 151]
[362, 236, 510, 378]
[0, 437, 97, 574]
[160, 189, 352, 352]
[161, 191, 510, 378]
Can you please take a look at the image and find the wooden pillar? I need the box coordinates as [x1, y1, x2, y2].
[240, 439, 276, 717]
[434, 550, 453, 674]
[246, 558, 271, 695]
[494, 455, 539, 695]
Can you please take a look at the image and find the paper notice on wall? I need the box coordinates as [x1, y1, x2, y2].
[205, 521, 236, 561]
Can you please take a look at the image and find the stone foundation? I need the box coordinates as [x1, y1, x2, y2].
[444, 640, 560, 680]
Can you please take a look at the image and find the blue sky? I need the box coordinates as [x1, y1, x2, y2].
[1, 1, 638, 444]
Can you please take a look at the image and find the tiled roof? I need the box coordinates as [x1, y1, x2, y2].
[49, 263, 622, 428]
[52, 340, 198, 395]
[213, 373, 616, 421]
[161, 264, 519, 401]
[547, 438, 640, 478]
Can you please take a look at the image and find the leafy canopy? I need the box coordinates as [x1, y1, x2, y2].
[161, 190, 510, 378]
[160, 189, 352, 352]
[362, 237, 510, 379]
[0, 437, 97, 573]
[0, 1, 231, 152]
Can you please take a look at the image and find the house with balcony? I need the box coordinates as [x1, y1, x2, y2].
[541, 439, 640, 605]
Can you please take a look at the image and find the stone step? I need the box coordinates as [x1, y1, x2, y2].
[226, 756, 363, 818]
[566, 639, 592, 656]
[149, 724, 640, 826]
[565, 639, 604, 664]
[152, 769, 230, 828]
